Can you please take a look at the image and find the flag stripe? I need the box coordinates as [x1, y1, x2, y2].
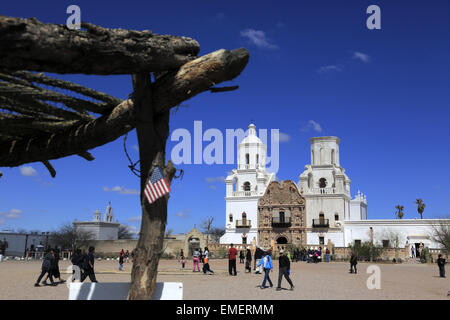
[144, 166, 170, 204]
[146, 184, 156, 203]
[144, 188, 153, 204]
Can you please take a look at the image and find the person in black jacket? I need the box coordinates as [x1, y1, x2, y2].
[80, 246, 98, 283]
[276, 250, 294, 291]
[245, 248, 252, 273]
[43, 248, 65, 284]
[71, 249, 84, 281]
[349, 252, 358, 274]
[437, 254, 446, 278]
[254, 246, 264, 273]
[34, 249, 56, 287]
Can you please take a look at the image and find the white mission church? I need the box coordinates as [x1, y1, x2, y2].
[220, 123, 449, 253]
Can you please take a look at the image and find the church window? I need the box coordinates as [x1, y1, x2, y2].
[243, 182, 251, 191]
[319, 237, 325, 245]
[245, 153, 250, 164]
[256, 154, 259, 164]
[229, 214, 233, 222]
[242, 237, 247, 244]
[242, 212, 247, 220]
[319, 178, 327, 188]
[279, 211, 285, 223]
[331, 149, 335, 164]
[382, 240, 390, 248]
[335, 214, 339, 221]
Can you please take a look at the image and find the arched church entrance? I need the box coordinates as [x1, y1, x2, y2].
[188, 237, 200, 256]
[276, 236, 288, 244]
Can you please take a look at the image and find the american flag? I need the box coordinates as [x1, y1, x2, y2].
[144, 166, 171, 204]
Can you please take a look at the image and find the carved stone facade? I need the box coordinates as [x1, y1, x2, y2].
[257, 180, 306, 248]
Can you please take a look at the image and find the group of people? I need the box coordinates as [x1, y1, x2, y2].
[228, 244, 294, 291]
[118, 249, 135, 271]
[179, 248, 214, 275]
[34, 247, 65, 286]
[35, 246, 98, 286]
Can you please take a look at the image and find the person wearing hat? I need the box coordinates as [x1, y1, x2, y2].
[276, 249, 294, 291]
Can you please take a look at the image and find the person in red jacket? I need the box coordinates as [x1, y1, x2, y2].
[228, 244, 237, 276]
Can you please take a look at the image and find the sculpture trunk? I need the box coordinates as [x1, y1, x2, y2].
[128, 73, 170, 299]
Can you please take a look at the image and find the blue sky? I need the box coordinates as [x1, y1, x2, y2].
[0, 0, 449, 234]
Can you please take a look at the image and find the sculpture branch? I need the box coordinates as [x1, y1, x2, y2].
[0, 48, 249, 168]
[0, 15, 200, 74]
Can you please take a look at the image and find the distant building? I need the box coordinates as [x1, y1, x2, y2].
[0, 231, 51, 257]
[73, 202, 120, 240]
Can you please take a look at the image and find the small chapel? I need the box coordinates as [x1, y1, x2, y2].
[73, 202, 120, 240]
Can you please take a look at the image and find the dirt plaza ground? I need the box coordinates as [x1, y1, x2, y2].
[0, 258, 448, 300]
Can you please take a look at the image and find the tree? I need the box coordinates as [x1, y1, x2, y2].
[0, 15, 249, 299]
[118, 224, 135, 239]
[209, 227, 226, 243]
[415, 199, 426, 219]
[395, 205, 404, 219]
[165, 229, 173, 237]
[200, 216, 215, 245]
[430, 218, 450, 255]
[50, 223, 94, 252]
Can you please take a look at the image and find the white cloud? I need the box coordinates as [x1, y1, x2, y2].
[209, 185, 217, 190]
[0, 218, 5, 225]
[205, 176, 225, 183]
[317, 65, 342, 74]
[175, 209, 191, 218]
[128, 216, 142, 222]
[20, 166, 37, 176]
[240, 29, 278, 49]
[301, 120, 323, 133]
[275, 132, 291, 143]
[353, 51, 370, 63]
[103, 186, 140, 195]
[0, 208, 24, 219]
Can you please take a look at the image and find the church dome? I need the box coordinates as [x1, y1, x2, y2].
[240, 123, 263, 145]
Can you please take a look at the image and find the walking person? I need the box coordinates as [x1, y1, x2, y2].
[131, 249, 136, 263]
[44, 248, 65, 284]
[202, 256, 214, 274]
[180, 256, 186, 270]
[254, 246, 264, 274]
[245, 247, 252, 273]
[119, 251, 124, 271]
[125, 250, 130, 263]
[257, 249, 273, 289]
[204, 247, 209, 260]
[325, 248, 330, 262]
[437, 254, 446, 278]
[239, 250, 245, 264]
[192, 248, 200, 272]
[34, 248, 56, 287]
[71, 249, 84, 281]
[276, 250, 294, 291]
[349, 252, 358, 274]
[80, 246, 98, 283]
[228, 243, 237, 276]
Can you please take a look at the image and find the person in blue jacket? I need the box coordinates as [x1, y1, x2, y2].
[257, 249, 273, 289]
